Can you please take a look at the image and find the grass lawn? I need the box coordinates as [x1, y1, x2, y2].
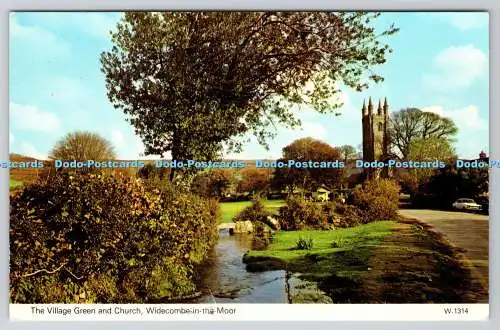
[244, 219, 487, 303]
[246, 221, 395, 265]
[9, 179, 23, 190]
[243, 221, 396, 300]
[219, 199, 286, 223]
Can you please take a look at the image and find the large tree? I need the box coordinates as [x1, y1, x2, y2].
[190, 169, 234, 199]
[101, 12, 398, 180]
[399, 137, 456, 193]
[273, 137, 342, 191]
[338, 145, 357, 162]
[422, 165, 488, 209]
[338, 144, 357, 188]
[389, 108, 458, 159]
[49, 131, 116, 161]
[237, 168, 271, 195]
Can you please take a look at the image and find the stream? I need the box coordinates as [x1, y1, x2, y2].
[192, 229, 332, 304]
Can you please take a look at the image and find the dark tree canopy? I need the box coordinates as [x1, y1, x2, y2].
[101, 12, 398, 178]
[190, 169, 234, 199]
[420, 165, 488, 208]
[389, 108, 458, 159]
[273, 137, 342, 190]
[237, 168, 271, 195]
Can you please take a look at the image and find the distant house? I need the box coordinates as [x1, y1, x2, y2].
[283, 185, 350, 202]
[312, 187, 330, 202]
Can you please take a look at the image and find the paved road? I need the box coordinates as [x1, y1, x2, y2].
[399, 209, 489, 291]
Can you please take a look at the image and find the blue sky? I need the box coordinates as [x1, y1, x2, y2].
[9, 12, 489, 160]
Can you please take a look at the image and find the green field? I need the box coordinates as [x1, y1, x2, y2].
[9, 179, 23, 190]
[242, 220, 483, 303]
[219, 199, 286, 223]
[242, 221, 395, 300]
[246, 221, 395, 263]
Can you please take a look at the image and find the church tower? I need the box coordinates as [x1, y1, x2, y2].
[362, 97, 390, 179]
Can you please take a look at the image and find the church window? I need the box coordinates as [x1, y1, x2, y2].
[378, 122, 383, 131]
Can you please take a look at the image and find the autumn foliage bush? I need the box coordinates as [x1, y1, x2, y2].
[279, 195, 328, 230]
[362, 178, 400, 205]
[233, 198, 271, 223]
[333, 204, 363, 228]
[350, 179, 400, 223]
[9, 172, 219, 303]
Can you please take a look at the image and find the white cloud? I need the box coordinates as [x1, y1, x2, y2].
[423, 45, 487, 90]
[75, 13, 120, 39]
[443, 13, 488, 31]
[422, 104, 488, 131]
[24, 12, 120, 39]
[421, 104, 488, 158]
[110, 130, 124, 148]
[10, 14, 70, 58]
[300, 122, 328, 140]
[419, 13, 488, 31]
[110, 132, 165, 160]
[20, 142, 48, 160]
[10, 102, 61, 133]
[10, 132, 14, 145]
[259, 121, 328, 158]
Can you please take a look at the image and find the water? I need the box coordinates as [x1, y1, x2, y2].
[193, 229, 332, 304]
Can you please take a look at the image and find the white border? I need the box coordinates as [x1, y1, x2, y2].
[2, 1, 499, 329]
[9, 304, 489, 321]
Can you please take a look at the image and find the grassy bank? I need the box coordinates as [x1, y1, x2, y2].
[244, 219, 487, 303]
[244, 221, 395, 275]
[220, 199, 285, 223]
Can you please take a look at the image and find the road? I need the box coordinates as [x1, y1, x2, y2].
[399, 209, 489, 291]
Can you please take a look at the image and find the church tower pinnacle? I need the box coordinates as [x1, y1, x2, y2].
[362, 96, 390, 179]
[368, 97, 374, 115]
[383, 97, 389, 116]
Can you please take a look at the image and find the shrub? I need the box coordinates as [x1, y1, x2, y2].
[362, 179, 400, 205]
[279, 195, 328, 230]
[234, 198, 271, 223]
[295, 237, 314, 250]
[252, 221, 272, 250]
[350, 179, 400, 223]
[9, 172, 218, 303]
[335, 205, 363, 228]
[365, 196, 399, 221]
[137, 163, 171, 181]
[322, 201, 337, 224]
[143, 256, 197, 301]
[334, 202, 347, 215]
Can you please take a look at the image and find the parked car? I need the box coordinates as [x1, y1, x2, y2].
[476, 196, 489, 215]
[452, 198, 482, 211]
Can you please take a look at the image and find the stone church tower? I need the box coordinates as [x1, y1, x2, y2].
[361, 97, 390, 179]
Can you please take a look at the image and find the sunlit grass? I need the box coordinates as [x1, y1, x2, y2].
[219, 199, 286, 223]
